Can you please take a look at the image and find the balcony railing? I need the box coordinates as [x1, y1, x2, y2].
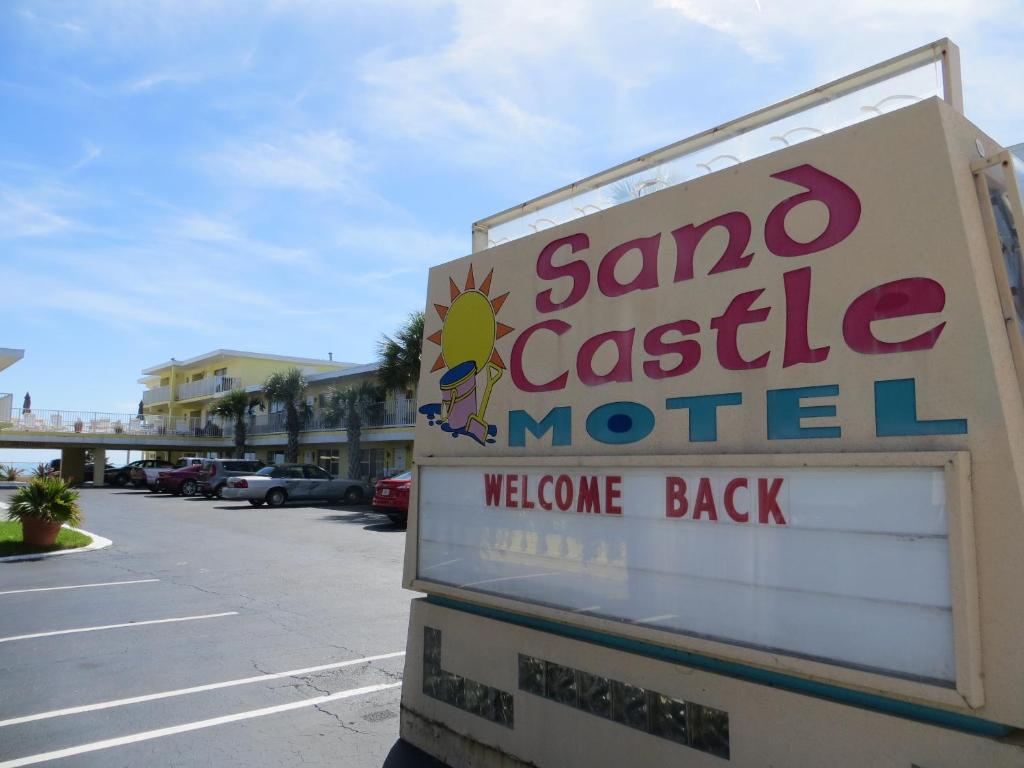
[142, 385, 171, 405]
[0, 393, 11, 423]
[247, 398, 417, 435]
[177, 376, 241, 401]
[1, 408, 233, 438]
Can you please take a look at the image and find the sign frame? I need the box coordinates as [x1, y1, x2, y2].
[404, 450, 981, 710]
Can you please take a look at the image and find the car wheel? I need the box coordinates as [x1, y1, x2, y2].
[342, 486, 363, 504]
[248, 499, 265, 507]
[115, 473, 128, 487]
[266, 488, 287, 507]
[182, 480, 198, 497]
[386, 512, 407, 526]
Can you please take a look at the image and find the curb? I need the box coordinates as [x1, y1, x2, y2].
[0, 503, 113, 563]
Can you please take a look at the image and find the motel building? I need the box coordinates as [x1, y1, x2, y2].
[138, 349, 416, 477]
[0, 348, 414, 484]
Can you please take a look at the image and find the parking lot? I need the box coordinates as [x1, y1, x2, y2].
[0, 487, 440, 767]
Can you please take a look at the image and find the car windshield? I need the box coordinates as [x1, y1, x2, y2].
[256, 466, 277, 476]
[391, 471, 412, 481]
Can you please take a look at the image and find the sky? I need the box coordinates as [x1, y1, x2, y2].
[2, 0, 1023, 463]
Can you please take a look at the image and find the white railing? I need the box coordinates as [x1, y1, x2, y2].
[176, 375, 241, 401]
[248, 398, 417, 435]
[142, 385, 171, 405]
[1, 408, 233, 439]
[0, 393, 11, 423]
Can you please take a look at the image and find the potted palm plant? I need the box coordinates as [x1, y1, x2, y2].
[6, 476, 83, 547]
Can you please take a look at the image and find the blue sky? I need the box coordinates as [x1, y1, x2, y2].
[2, 0, 1023, 463]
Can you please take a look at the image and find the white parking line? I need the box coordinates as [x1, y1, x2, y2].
[0, 681, 402, 768]
[0, 650, 406, 727]
[0, 612, 238, 644]
[0, 579, 160, 596]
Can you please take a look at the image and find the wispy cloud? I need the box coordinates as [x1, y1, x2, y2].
[0, 186, 73, 238]
[125, 69, 205, 93]
[68, 141, 102, 172]
[206, 131, 357, 192]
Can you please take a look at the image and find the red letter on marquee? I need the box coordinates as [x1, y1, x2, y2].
[606, 476, 623, 515]
[666, 476, 688, 518]
[484, 474, 503, 507]
[693, 477, 718, 521]
[538, 475, 554, 511]
[511, 320, 571, 392]
[536, 233, 591, 313]
[842, 277, 947, 354]
[764, 164, 861, 257]
[521, 475, 536, 509]
[577, 476, 601, 514]
[597, 234, 662, 297]
[758, 478, 786, 524]
[505, 474, 519, 508]
[724, 478, 749, 522]
[710, 289, 771, 370]
[555, 475, 573, 512]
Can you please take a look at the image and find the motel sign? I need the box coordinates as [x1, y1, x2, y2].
[399, 40, 1024, 766]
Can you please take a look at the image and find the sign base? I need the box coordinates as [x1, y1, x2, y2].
[400, 598, 1023, 767]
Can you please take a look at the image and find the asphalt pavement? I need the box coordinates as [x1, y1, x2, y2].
[0, 487, 444, 767]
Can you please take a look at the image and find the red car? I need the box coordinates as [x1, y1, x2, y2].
[155, 464, 206, 497]
[373, 471, 412, 524]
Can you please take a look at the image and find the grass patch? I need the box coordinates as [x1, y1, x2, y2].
[0, 520, 92, 557]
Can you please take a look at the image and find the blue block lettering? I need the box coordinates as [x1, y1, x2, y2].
[767, 384, 841, 440]
[665, 393, 742, 442]
[874, 378, 967, 436]
[586, 401, 655, 445]
[509, 407, 572, 447]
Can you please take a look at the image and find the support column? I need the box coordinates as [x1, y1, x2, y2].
[60, 447, 86, 486]
[92, 447, 106, 486]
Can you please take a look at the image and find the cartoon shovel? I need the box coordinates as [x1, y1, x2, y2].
[466, 362, 502, 443]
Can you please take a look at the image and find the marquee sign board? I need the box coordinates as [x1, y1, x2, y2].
[405, 93, 1024, 741]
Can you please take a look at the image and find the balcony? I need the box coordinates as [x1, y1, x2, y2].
[142, 385, 171, 405]
[248, 398, 416, 435]
[177, 376, 241, 401]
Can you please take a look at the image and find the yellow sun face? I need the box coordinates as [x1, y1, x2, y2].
[427, 264, 513, 373]
[442, 290, 495, 373]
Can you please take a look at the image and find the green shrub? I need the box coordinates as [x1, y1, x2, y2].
[7, 477, 83, 527]
[0, 465, 19, 481]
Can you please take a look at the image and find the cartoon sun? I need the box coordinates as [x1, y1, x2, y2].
[422, 264, 513, 444]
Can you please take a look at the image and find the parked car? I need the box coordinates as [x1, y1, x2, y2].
[373, 471, 412, 524]
[199, 459, 264, 498]
[154, 463, 207, 496]
[139, 457, 205, 490]
[80, 463, 117, 484]
[130, 459, 174, 488]
[222, 464, 369, 507]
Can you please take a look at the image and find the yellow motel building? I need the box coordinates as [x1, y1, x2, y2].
[139, 349, 415, 479]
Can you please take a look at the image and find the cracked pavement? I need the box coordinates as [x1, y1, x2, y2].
[0, 487, 444, 767]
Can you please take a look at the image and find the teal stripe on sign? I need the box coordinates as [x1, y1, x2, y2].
[425, 595, 1014, 739]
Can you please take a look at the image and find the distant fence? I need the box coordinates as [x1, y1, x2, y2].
[3, 408, 233, 438]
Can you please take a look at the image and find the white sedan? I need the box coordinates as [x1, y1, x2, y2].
[222, 464, 369, 507]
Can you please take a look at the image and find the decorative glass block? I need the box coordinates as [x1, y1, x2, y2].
[443, 672, 466, 709]
[577, 671, 611, 718]
[422, 659, 445, 700]
[650, 693, 688, 745]
[544, 662, 578, 707]
[465, 679, 493, 720]
[494, 690, 514, 728]
[611, 681, 649, 731]
[423, 627, 442, 669]
[518, 654, 545, 696]
[688, 703, 730, 759]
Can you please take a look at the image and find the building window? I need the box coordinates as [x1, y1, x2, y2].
[317, 449, 339, 476]
[214, 367, 227, 377]
[160, 377, 170, 386]
[191, 372, 205, 381]
[359, 448, 389, 481]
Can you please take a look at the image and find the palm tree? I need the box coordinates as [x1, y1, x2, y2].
[324, 381, 382, 479]
[261, 368, 308, 463]
[211, 389, 252, 458]
[376, 311, 424, 394]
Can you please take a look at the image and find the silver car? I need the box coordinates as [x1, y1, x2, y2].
[222, 464, 369, 507]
